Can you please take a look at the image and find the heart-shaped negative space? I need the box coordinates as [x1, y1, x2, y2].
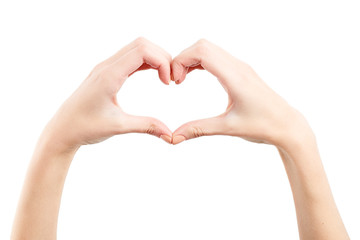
[117, 70, 228, 132]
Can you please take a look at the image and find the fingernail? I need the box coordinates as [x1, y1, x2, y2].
[172, 135, 186, 145]
[160, 135, 172, 144]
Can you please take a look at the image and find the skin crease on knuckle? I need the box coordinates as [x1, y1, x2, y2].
[145, 123, 157, 136]
[190, 125, 206, 138]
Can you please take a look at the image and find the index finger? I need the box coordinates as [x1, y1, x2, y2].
[171, 39, 240, 88]
[107, 42, 172, 85]
[96, 37, 172, 71]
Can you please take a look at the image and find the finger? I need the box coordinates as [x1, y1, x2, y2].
[128, 63, 157, 77]
[173, 65, 205, 84]
[108, 43, 171, 85]
[97, 37, 172, 70]
[171, 39, 237, 89]
[172, 116, 227, 144]
[135, 38, 172, 63]
[122, 114, 173, 144]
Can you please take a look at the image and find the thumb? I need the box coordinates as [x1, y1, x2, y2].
[122, 114, 173, 144]
[172, 116, 227, 145]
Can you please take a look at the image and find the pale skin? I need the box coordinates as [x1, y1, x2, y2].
[11, 38, 349, 239]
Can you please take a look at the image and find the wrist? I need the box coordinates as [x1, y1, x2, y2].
[33, 128, 79, 166]
[39, 116, 81, 156]
[276, 131, 321, 171]
[273, 107, 317, 154]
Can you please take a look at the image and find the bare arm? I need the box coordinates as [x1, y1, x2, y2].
[171, 39, 349, 239]
[11, 138, 76, 239]
[11, 37, 173, 240]
[278, 139, 348, 239]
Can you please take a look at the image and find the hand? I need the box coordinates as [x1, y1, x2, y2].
[42, 37, 173, 154]
[171, 39, 315, 149]
[12, 39, 349, 240]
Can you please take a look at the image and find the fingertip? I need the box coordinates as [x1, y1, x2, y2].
[160, 134, 172, 144]
[158, 73, 170, 85]
[156, 125, 172, 139]
[174, 71, 186, 84]
[171, 60, 184, 83]
[172, 135, 186, 145]
[170, 72, 176, 83]
[158, 67, 171, 85]
[175, 76, 186, 84]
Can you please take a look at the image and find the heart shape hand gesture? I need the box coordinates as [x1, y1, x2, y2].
[43, 37, 313, 154]
[14, 38, 350, 240]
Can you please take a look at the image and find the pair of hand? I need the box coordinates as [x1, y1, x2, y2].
[43, 37, 312, 154]
[13, 38, 350, 240]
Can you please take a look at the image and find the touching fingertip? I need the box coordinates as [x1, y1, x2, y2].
[172, 135, 186, 145]
[162, 78, 170, 85]
[167, 75, 171, 84]
[160, 135, 172, 144]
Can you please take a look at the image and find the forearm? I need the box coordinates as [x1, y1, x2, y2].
[11, 134, 77, 240]
[10, 38, 173, 240]
[278, 137, 349, 240]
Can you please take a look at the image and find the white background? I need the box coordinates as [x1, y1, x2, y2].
[1, 0, 359, 239]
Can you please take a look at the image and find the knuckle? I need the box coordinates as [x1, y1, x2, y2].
[98, 66, 114, 81]
[190, 125, 205, 138]
[195, 38, 210, 55]
[136, 42, 151, 56]
[134, 36, 148, 45]
[165, 52, 172, 61]
[145, 124, 157, 135]
[196, 38, 209, 45]
[93, 62, 103, 72]
[91, 60, 108, 76]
